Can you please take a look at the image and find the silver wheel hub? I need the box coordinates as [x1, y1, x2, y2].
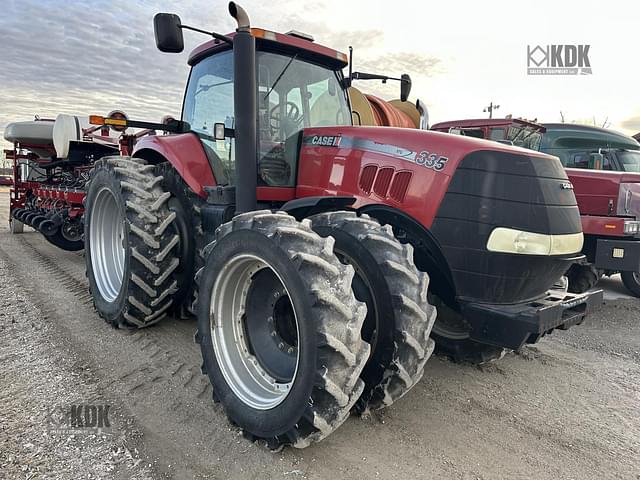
[210, 254, 300, 410]
[90, 187, 125, 303]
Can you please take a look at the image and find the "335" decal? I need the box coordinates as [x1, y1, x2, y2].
[415, 151, 448, 171]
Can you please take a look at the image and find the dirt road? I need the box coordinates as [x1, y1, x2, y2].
[1, 191, 638, 480]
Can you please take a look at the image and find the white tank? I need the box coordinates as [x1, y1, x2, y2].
[53, 114, 90, 159]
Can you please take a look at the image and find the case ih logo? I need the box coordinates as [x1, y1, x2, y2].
[309, 135, 342, 147]
[527, 45, 592, 75]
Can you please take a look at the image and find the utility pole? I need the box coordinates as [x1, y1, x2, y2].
[483, 101, 500, 119]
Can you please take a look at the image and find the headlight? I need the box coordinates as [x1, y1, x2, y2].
[623, 220, 640, 235]
[487, 228, 583, 255]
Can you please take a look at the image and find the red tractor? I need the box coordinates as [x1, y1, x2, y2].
[5, 3, 601, 449]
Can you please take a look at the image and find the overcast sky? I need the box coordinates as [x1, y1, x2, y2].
[1, 0, 639, 151]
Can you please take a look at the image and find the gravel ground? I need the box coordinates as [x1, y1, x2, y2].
[0, 191, 639, 479]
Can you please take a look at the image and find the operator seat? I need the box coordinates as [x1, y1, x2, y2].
[258, 132, 301, 187]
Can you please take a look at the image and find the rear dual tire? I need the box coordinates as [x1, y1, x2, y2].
[85, 157, 186, 328]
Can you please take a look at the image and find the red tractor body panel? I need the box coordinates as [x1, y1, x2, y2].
[296, 126, 548, 228]
[133, 133, 215, 198]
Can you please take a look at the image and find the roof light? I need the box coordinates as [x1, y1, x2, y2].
[285, 30, 314, 42]
[251, 28, 277, 41]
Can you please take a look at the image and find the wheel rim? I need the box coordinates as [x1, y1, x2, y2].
[90, 187, 125, 302]
[210, 254, 300, 410]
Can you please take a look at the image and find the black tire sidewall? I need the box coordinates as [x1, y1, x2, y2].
[197, 229, 317, 437]
[158, 165, 197, 309]
[84, 166, 131, 323]
[312, 226, 395, 394]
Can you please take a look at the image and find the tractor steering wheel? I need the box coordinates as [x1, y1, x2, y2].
[269, 102, 302, 137]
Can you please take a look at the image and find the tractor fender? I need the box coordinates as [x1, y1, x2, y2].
[133, 133, 215, 198]
[358, 204, 456, 304]
[282, 196, 456, 304]
[280, 196, 356, 220]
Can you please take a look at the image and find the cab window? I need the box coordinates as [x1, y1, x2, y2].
[569, 152, 612, 170]
[489, 128, 506, 141]
[182, 50, 235, 185]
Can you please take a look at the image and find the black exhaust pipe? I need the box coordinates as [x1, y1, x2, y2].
[229, 2, 257, 214]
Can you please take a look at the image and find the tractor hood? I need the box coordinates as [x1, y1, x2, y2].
[297, 125, 582, 303]
[566, 168, 640, 219]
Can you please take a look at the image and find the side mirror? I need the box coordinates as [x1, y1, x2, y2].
[154, 13, 184, 53]
[400, 74, 412, 102]
[214, 123, 226, 140]
[589, 152, 604, 170]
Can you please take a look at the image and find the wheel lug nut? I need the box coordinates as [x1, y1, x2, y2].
[271, 331, 277, 337]
[287, 347, 294, 354]
[267, 316, 273, 323]
[278, 342, 284, 350]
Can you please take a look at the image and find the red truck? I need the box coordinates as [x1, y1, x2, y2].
[431, 118, 640, 296]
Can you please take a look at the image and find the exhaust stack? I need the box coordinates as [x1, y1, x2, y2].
[229, 2, 250, 30]
[228, 2, 257, 213]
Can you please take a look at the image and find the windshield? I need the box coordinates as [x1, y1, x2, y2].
[506, 125, 543, 150]
[256, 51, 351, 186]
[618, 150, 640, 172]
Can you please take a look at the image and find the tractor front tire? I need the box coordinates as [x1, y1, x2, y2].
[567, 263, 600, 294]
[430, 297, 506, 364]
[85, 157, 182, 328]
[196, 211, 369, 449]
[621, 271, 640, 297]
[310, 211, 436, 412]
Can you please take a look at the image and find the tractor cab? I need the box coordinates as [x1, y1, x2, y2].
[181, 32, 352, 188]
